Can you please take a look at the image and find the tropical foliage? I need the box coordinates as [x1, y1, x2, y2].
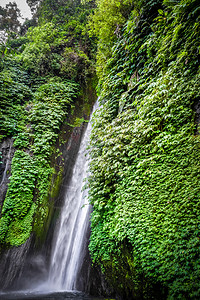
[0, 0, 200, 299]
[87, 0, 200, 299]
[0, 0, 95, 247]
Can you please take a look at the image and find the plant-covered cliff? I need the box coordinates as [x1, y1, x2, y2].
[87, 0, 200, 299]
[0, 0, 96, 248]
[0, 0, 200, 299]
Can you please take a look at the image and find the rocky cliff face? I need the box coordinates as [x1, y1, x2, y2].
[0, 138, 15, 208]
[0, 120, 87, 291]
[0, 237, 32, 291]
[193, 99, 200, 134]
[0, 85, 102, 292]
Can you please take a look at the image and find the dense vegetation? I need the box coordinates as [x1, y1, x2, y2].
[0, 0, 200, 299]
[87, 0, 200, 299]
[0, 0, 95, 247]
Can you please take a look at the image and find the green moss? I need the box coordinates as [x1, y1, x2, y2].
[6, 203, 36, 246]
[50, 167, 64, 200]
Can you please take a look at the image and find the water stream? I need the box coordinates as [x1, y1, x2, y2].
[46, 103, 98, 291]
[0, 140, 12, 187]
[0, 291, 105, 300]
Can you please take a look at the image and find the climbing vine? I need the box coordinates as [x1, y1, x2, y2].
[88, 0, 200, 299]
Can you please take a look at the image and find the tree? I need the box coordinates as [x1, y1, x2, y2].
[88, 0, 134, 77]
[26, 0, 41, 13]
[0, 2, 21, 33]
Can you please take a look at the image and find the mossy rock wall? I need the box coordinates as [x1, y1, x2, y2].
[87, 1, 200, 299]
[0, 80, 96, 291]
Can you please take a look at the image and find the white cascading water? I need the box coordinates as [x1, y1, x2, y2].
[47, 102, 98, 291]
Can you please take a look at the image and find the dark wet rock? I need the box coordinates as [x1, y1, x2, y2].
[0, 237, 32, 290]
[193, 98, 200, 134]
[0, 138, 15, 208]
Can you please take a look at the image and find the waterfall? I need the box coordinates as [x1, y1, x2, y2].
[46, 102, 98, 292]
[0, 102, 103, 299]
